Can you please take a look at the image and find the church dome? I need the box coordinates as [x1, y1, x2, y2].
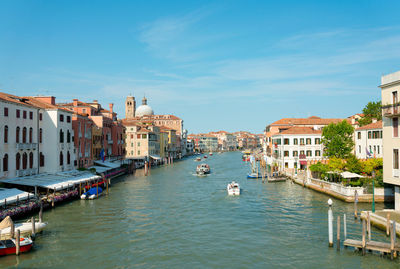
[135, 96, 154, 117]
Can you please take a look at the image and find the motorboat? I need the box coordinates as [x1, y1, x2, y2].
[196, 163, 210, 176]
[247, 173, 262, 179]
[0, 237, 33, 256]
[227, 181, 240, 195]
[81, 187, 103, 200]
[203, 155, 208, 159]
[195, 157, 201, 162]
[209, 152, 213, 156]
[0, 216, 47, 240]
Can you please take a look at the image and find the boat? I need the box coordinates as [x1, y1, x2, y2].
[196, 163, 210, 176]
[0, 237, 33, 256]
[195, 157, 201, 162]
[0, 216, 47, 240]
[209, 152, 213, 156]
[81, 186, 103, 200]
[227, 181, 240, 195]
[203, 155, 208, 159]
[247, 172, 262, 179]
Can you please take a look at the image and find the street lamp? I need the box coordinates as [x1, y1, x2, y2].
[372, 170, 376, 213]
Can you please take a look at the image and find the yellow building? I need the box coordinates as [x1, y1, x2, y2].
[159, 131, 169, 159]
[92, 126, 103, 160]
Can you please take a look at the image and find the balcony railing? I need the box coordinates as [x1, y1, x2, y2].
[108, 140, 113, 144]
[382, 103, 400, 118]
[16, 143, 38, 150]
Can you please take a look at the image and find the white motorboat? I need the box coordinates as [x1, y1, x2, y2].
[227, 181, 240, 196]
[0, 216, 47, 240]
[196, 163, 210, 175]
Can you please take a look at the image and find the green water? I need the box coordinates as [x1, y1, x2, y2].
[2, 152, 399, 268]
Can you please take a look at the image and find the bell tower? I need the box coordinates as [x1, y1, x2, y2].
[125, 95, 136, 119]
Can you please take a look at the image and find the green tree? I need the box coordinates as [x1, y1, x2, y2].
[322, 120, 354, 158]
[345, 154, 363, 174]
[358, 101, 382, 126]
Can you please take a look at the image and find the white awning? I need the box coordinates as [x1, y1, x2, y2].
[340, 171, 363, 179]
[93, 160, 121, 169]
[150, 155, 162, 160]
[0, 188, 34, 206]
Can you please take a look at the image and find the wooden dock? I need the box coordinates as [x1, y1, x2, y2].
[267, 177, 287, 183]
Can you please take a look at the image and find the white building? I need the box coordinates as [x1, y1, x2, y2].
[355, 120, 383, 159]
[271, 127, 324, 170]
[186, 139, 194, 154]
[0, 93, 40, 179]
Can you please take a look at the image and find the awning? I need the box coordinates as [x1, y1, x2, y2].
[150, 155, 162, 160]
[0, 188, 34, 207]
[93, 160, 121, 169]
[300, 160, 307, 165]
[340, 171, 363, 179]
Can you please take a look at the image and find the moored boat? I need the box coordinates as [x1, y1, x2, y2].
[196, 163, 210, 176]
[227, 181, 240, 195]
[0, 216, 47, 240]
[0, 237, 33, 256]
[81, 187, 103, 200]
[247, 173, 262, 179]
[203, 155, 208, 159]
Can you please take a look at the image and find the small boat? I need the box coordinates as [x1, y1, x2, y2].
[81, 187, 103, 200]
[196, 163, 210, 176]
[195, 157, 201, 162]
[209, 152, 213, 156]
[247, 173, 262, 179]
[203, 155, 208, 159]
[0, 216, 47, 240]
[227, 181, 240, 195]
[0, 237, 33, 256]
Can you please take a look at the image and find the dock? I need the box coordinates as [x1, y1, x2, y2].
[267, 177, 287, 183]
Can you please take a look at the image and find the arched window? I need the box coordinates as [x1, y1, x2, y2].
[60, 129, 64, 143]
[22, 152, 27, 169]
[3, 154, 8, 172]
[22, 127, 27, 143]
[16, 153, 20, 170]
[29, 152, 33, 168]
[39, 128, 43, 143]
[60, 152, 63, 166]
[67, 151, 70, 164]
[4, 125, 8, 143]
[40, 152, 45, 167]
[16, 127, 20, 143]
[67, 130, 71, 143]
[29, 127, 33, 143]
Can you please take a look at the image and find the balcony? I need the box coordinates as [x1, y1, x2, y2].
[16, 143, 38, 150]
[382, 103, 400, 118]
[108, 139, 113, 144]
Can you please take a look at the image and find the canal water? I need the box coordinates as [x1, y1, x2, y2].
[2, 152, 400, 268]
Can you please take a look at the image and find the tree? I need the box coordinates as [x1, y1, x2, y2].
[345, 154, 363, 174]
[358, 101, 382, 126]
[322, 120, 354, 159]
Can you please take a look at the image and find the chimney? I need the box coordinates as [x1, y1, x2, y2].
[34, 96, 56, 105]
[73, 99, 78, 107]
[93, 100, 98, 103]
[109, 103, 114, 118]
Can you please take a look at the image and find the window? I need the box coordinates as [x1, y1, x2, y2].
[138, 150, 140, 155]
[23, 110, 27, 119]
[3, 154, 8, 171]
[29, 152, 33, 169]
[16, 109, 20, 118]
[82, 109, 86, 114]
[67, 151, 70, 165]
[284, 138, 289, 145]
[378, 146, 380, 155]
[306, 150, 312, 157]
[39, 128, 43, 143]
[300, 138, 305, 145]
[359, 145, 361, 154]
[394, 149, 399, 170]
[374, 146, 376, 154]
[293, 151, 298, 157]
[138, 142, 140, 147]
[40, 152, 45, 167]
[142, 134, 147, 139]
[315, 150, 321, 157]
[357, 132, 361, 139]
[284, 151, 289, 157]
[131, 142, 133, 147]
[16, 153, 20, 170]
[137, 134, 141, 139]
[315, 138, 321, 144]
[285, 162, 288, 168]
[22, 153, 27, 169]
[300, 150, 305, 156]
[394, 118, 398, 137]
[60, 130, 64, 143]
[39, 113, 42, 121]
[60, 114, 64, 122]
[306, 138, 311, 145]
[67, 131, 71, 143]
[67, 116, 71, 123]
[4, 125, 8, 143]
[29, 111, 33, 120]
[60, 152, 63, 166]
[22, 127, 27, 143]
[16, 127, 20, 143]
[4, 107, 8, 117]
[29, 128, 33, 143]
[293, 138, 298, 145]
[368, 131, 371, 139]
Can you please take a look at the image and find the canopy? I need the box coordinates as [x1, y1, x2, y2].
[0, 188, 34, 207]
[340, 171, 363, 179]
[150, 155, 161, 160]
[93, 160, 121, 169]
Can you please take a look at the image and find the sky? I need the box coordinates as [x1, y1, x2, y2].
[1, 0, 400, 134]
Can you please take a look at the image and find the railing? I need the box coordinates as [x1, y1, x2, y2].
[108, 140, 113, 144]
[16, 143, 38, 150]
[382, 103, 400, 117]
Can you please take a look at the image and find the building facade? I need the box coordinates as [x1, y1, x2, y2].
[355, 120, 383, 159]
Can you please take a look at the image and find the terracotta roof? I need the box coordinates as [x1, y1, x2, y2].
[356, 120, 382, 131]
[275, 127, 322, 135]
[0, 92, 35, 108]
[58, 100, 92, 107]
[269, 116, 347, 126]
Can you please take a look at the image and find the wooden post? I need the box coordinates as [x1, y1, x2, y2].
[39, 202, 43, 222]
[16, 196, 19, 206]
[343, 214, 347, 241]
[387, 212, 391, 236]
[367, 211, 371, 241]
[391, 221, 395, 260]
[362, 219, 366, 255]
[31, 217, 36, 238]
[337, 215, 340, 251]
[10, 221, 15, 238]
[354, 190, 358, 219]
[96, 179, 99, 198]
[394, 221, 397, 258]
[79, 183, 82, 196]
[106, 178, 109, 195]
[34, 185, 38, 198]
[4, 198, 6, 209]
[328, 202, 333, 247]
[15, 229, 20, 255]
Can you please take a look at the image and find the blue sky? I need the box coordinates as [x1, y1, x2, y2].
[1, 0, 400, 133]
